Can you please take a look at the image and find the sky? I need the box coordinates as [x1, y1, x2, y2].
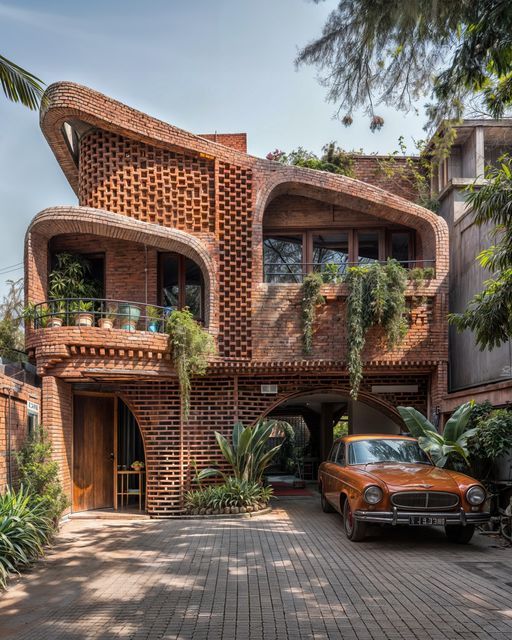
[0, 0, 427, 297]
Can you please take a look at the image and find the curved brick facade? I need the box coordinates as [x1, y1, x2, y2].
[27, 82, 449, 516]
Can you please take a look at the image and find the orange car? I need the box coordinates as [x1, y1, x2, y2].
[318, 434, 490, 543]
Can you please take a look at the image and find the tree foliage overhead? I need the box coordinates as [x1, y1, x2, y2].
[0, 278, 25, 362]
[297, 0, 512, 129]
[449, 157, 512, 349]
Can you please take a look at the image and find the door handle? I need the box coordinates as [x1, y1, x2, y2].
[109, 452, 115, 460]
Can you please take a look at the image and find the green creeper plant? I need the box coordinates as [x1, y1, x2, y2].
[468, 409, 512, 467]
[196, 420, 283, 484]
[166, 308, 215, 421]
[345, 260, 408, 398]
[398, 403, 477, 468]
[301, 272, 325, 355]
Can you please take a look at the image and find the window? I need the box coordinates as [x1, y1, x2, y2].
[263, 235, 303, 283]
[263, 228, 416, 282]
[329, 443, 339, 462]
[390, 232, 411, 265]
[335, 443, 346, 466]
[159, 253, 204, 321]
[348, 439, 432, 465]
[357, 231, 380, 264]
[312, 232, 349, 275]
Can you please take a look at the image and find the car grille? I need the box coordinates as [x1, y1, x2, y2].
[391, 491, 459, 511]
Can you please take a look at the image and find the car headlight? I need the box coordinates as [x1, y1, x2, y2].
[364, 485, 383, 505]
[466, 485, 486, 506]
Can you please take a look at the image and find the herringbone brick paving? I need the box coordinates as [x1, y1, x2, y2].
[1, 497, 511, 639]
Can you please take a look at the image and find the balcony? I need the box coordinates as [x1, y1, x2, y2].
[25, 299, 175, 378]
[28, 298, 170, 333]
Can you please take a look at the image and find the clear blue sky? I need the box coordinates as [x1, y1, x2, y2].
[0, 0, 427, 296]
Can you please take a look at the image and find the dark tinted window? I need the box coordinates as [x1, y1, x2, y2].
[335, 443, 346, 465]
[390, 232, 410, 264]
[357, 231, 380, 264]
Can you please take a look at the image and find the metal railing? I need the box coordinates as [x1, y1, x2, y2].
[29, 298, 173, 333]
[263, 260, 436, 283]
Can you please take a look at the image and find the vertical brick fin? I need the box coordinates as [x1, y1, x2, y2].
[217, 162, 253, 359]
[78, 130, 215, 233]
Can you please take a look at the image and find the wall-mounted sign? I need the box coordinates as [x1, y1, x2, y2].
[27, 401, 40, 414]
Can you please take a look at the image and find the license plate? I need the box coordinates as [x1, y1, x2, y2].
[409, 515, 446, 526]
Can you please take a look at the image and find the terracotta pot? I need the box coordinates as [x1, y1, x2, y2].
[74, 312, 94, 327]
[47, 317, 63, 328]
[98, 318, 115, 329]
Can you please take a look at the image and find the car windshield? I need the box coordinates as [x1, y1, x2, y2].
[348, 439, 432, 465]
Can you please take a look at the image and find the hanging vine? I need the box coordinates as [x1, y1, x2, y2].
[301, 272, 325, 355]
[346, 260, 408, 398]
[166, 309, 216, 421]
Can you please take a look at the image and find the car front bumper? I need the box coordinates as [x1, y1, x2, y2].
[354, 507, 491, 526]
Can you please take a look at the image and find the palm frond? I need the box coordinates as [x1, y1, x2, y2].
[0, 54, 45, 110]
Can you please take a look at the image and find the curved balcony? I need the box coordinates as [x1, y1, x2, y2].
[25, 298, 177, 378]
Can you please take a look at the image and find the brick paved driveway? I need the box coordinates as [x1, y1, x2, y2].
[1, 496, 512, 640]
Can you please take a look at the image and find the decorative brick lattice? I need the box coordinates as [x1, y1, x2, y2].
[79, 130, 215, 233]
[217, 162, 253, 359]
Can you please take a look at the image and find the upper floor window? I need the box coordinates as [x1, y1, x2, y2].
[159, 253, 204, 321]
[264, 228, 414, 283]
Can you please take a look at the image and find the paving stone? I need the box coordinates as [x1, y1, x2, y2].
[0, 497, 511, 639]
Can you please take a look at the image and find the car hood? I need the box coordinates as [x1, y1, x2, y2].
[354, 463, 461, 492]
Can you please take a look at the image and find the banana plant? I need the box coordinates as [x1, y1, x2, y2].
[196, 420, 284, 483]
[398, 402, 477, 468]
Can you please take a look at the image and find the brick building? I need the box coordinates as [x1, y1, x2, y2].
[24, 82, 448, 516]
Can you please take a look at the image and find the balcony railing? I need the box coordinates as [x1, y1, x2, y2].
[29, 298, 172, 333]
[263, 260, 436, 284]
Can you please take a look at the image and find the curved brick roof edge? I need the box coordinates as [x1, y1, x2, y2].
[40, 81, 256, 194]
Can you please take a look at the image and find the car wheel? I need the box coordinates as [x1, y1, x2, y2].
[445, 524, 475, 544]
[343, 498, 366, 541]
[321, 489, 335, 513]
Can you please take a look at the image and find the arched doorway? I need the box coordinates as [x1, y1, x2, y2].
[261, 388, 403, 483]
[72, 394, 146, 513]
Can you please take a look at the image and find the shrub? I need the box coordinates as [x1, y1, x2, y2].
[185, 478, 273, 514]
[0, 486, 54, 589]
[468, 409, 512, 465]
[196, 420, 282, 483]
[15, 428, 68, 524]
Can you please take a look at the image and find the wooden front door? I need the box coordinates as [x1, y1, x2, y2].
[73, 395, 114, 512]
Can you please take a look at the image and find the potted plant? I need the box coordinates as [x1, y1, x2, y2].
[46, 300, 65, 327]
[98, 303, 118, 329]
[131, 460, 145, 471]
[118, 303, 141, 331]
[72, 300, 94, 327]
[146, 305, 162, 333]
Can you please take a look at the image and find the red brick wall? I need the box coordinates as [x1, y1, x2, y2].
[199, 133, 247, 153]
[0, 374, 41, 488]
[79, 130, 216, 233]
[41, 376, 72, 511]
[352, 156, 423, 202]
[50, 234, 159, 305]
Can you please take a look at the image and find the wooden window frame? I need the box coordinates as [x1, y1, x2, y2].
[158, 252, 205, 322]
[263, 227, 416, 280]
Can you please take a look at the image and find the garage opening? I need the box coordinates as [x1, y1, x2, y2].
[263, 389, 402, 487]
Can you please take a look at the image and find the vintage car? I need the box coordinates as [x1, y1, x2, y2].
[318, 434, 490, 543]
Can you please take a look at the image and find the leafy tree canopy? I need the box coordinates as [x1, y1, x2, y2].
[0, 278, 25, 362]
[297, 0, 512, 130]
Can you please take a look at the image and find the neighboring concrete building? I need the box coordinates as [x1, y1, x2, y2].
[24, 82, 448, 516]
[434, 120, 512, 415]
